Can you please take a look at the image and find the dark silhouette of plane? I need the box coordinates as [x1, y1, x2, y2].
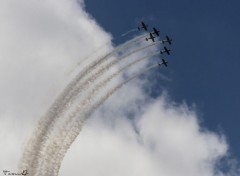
[160, 46, 171, 55]
[162, 35, 172, 45]
[158, 59, 168, 67]
[138, 21, 148, 31]
[152, 27, 160, 36]
[146, 33, 155, 42]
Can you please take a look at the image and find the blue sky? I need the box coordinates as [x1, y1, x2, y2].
[84, 0, 240, 160]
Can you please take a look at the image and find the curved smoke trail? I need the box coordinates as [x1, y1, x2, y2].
[121, 28, 138, 37]
[19, 33, 146, 173]
[67, 32, 148, 76]
[55, 63, 161, 176]
[19, 33, 153, 174]
[33, 45, 160, 175]
[61, 40, 160, 113]
[37, 55, 161, 176]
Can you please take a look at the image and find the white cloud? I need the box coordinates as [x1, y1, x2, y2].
[0, 0, 111, 169]
[0, 1, 239, 176]
[59, 96, 229, 176]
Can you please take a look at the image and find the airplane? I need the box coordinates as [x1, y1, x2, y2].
[151, 27, 160, 36]
[146, 33, 155, 42]
[160, 46, 171, 55]
[138, 21, 148, 31]
[158, 59, 168, 67]
[162, 35, 172, 45]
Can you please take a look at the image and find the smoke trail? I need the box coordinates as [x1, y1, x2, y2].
[65, 42, 112, 76]
[66, 61, 161, 136]
[29, 42, 160, 175]
[62, 51, 161, 146]
[19, 33, 156, 175]
[18, 33, 147, 173]
[37, 58, 161, 176]
[45, 41, 161, 129]
[46, 63, 161, 176]
[53, 37, 159, 125]
[44, 40, 160, 126]
[67, 32, 149, 76]
[121, 28, 138, 37]
[62, 41, 160, 106]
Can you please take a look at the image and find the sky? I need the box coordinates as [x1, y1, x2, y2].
[84, 0, 240, 160]
[0, 0, 240, 176]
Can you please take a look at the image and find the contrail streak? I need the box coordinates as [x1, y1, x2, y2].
[67, 32, 149, 76]
[121, 28, 138, 37]
[65, 42, 112, 76]
[71, 62, 161, 125]
[62, 41, 160, 106]
[31, 45, 159, 175]
[43, 39, 160, 127]
[51, 37, 158, 125]
[46, 41, 160, 126]
[38, 59, 161, 176]
[18, 33, 147, 174]
[19, 33, 156, 175]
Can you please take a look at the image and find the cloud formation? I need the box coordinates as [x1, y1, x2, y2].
[59, 95, 228, 176]
[0, 0, 111, 170]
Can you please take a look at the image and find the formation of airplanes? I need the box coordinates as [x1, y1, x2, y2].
[138, 21, 173, 67]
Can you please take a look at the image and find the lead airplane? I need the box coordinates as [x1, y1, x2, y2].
[162, 35, 172, 45]
[138, 21, 148, 31]
[146, 33, 155, 42]
[158, 59, 168, 67]
[152, 27, 160, 36]
[160, 46, 171, 55]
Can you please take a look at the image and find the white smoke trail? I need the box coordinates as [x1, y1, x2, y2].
[53, 37, 158, 126]
[59, 41, 160, 114]
[121, 28, 138, 37]
[65, 42, 112, 76]
[42, 40, 160, 130]
[19, 33, 156, 175]
[31, 46, 159, 175]
[38, 59, 161, 176]
[60, 64, 161, 175]
[18, 33, 147, 173]
[67, 32, 148, 76]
